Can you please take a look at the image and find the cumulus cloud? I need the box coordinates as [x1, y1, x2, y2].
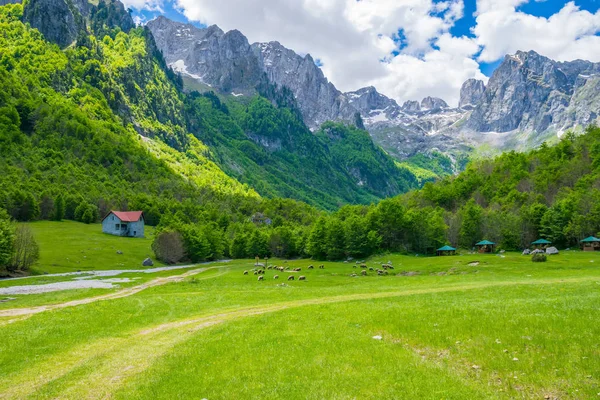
[475, 1, 600, 63]
[122, 0, 600, 106]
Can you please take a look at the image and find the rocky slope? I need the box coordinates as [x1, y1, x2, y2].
[147, 16, 600, 168]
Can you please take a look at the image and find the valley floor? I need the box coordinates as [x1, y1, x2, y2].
[1, 249, 599, 399]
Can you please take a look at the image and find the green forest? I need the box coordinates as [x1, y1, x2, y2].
[1, 0, 600, 269]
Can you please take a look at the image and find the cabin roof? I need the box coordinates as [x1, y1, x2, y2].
[437, 245, 456, 251]
[531, 239, 552, 245]
[103, 211, 144, 223]
[581, 236, 600, 243]
[475, 240, 495, 246]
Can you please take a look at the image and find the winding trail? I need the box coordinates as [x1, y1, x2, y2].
[0, 267, 223, 317]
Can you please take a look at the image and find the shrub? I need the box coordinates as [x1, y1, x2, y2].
[9, 225, 39, 271]
[532, 253, 547, 262]
[152, 230, 186, 264]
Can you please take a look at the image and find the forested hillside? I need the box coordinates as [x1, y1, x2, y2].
[2, 0, 600, 268]
[300, 127, 600, 260]
[0, 0, 422, 212]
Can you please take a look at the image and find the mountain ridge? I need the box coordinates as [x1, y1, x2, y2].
[147, 15, 600, 171]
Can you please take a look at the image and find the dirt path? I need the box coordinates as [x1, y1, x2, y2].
[0, 267, 221, 318]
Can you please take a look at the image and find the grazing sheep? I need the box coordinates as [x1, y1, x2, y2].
[308, 265, 314, 269]
[288, 276, 295, 281]
[369, 267, 374, 271]
[350, 273, 357, 277]
[274, 275, 279, 280]
[253, 271, 258, 275]
[293, 268, 301, 272]
[299, 276, 306, 281]
[361, 270, 367, 276]
[353, 265, 357, 268]
[319, 265, 325, 269]
[258, 276, 264, 281]
[360, 264, 367, 268]
[244, 270, 248, 275]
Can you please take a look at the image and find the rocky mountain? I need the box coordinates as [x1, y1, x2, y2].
[459, 79, 486, 108]
[148, 16, 600, 171]
[465, 51, 600, 138]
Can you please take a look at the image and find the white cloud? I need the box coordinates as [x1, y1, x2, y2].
[124, 0, 600, 107]
[475, 1, 600, 63]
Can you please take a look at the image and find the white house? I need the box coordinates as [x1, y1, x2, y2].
[102, 211, 145, 238]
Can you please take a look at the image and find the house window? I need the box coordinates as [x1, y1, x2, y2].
[133, 231, 137, 236]
[115, 224, 120, 230]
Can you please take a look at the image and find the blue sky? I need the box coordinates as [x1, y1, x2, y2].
[127, 0, 600, 104]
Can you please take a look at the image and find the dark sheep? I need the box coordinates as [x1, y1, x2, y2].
[288, 276, 295, 281]
[369, 267, 374, 271]
[299, 276, 306, 281]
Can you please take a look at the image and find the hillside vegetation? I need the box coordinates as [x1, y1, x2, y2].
[0, 1, 422, 214]
[301, 127, 600, 260]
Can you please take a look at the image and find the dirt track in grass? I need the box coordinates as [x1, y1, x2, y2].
[0, 267, 222, 317]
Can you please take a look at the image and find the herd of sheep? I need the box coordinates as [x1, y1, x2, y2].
[244, 264, 324, 281]
[244, 261, 396, 282]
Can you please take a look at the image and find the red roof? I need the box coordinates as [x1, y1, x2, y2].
[103, 211, 144, 222]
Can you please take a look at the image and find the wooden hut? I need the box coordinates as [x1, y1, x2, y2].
[475, 240, 496, 253]
[580, 236, 600, 252]
[436, 245, 457, 256]
[531, 239, 551, 250]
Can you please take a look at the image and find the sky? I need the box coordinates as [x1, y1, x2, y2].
[125, 0, 600, 106]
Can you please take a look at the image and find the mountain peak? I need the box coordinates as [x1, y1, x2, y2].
[421, 96, 448, 111]
[459, 79, 486, 108]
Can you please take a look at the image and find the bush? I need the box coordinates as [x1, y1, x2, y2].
[9, 225, 39, 272]
[152, 230, 186, 264]
[531, 253, 547, 262]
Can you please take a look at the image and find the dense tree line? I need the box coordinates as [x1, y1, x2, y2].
[153, 127, 600, 263]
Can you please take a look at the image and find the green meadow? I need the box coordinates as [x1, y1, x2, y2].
[25, 220, 163, 275]
[0, 222, 599, 399]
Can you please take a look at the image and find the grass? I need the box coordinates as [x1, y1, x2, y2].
[26, 220, 164, 274]
[0, 222, 599, 398]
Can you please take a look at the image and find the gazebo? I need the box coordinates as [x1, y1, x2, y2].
[531, 239, 552, 249]
[437, 245, 457, 256]
[581, 236, 600, 252]
[475, 240, 496, 253]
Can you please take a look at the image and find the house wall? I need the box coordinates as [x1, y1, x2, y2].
[129, 219, 145, 238]
[102, 213, 124, 236]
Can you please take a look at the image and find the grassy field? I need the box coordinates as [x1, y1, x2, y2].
[26, 221, 163, 274]
[0, 222, 599, 398]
